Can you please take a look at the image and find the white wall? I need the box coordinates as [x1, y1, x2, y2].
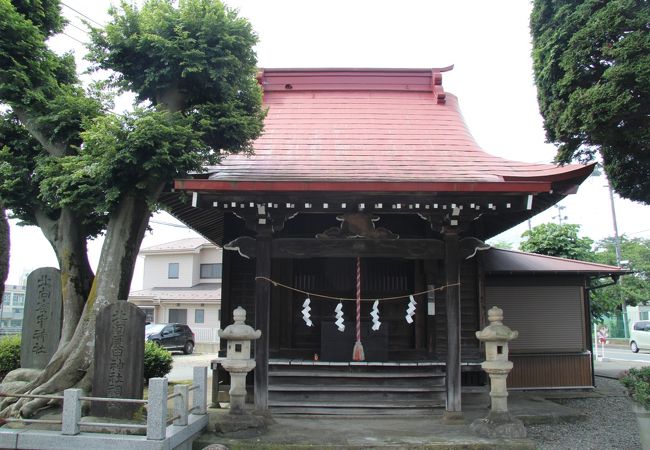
[160, 302, 221, 329]
[200, 247, 222, 265]
[192, 247, 223, 285]
[143, 253, 196, 289]
[143, 246, 223, 289]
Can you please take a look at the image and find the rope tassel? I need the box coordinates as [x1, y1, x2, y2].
[352, 256, 365, 361]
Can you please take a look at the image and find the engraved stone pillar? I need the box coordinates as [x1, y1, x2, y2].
[470, 306, 526, 438]
[218, 307, 261, 415]
[92, 301, 145, 418]
[21, 267, 62, 369]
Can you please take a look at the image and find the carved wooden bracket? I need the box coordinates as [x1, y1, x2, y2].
[224, 236, 257, 259]
[236, 208, 297, 234]
[460, 237, 491, 260]
[316, 213, 398, 239]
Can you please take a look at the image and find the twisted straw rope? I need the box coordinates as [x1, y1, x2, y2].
[254, 276, 460, 302]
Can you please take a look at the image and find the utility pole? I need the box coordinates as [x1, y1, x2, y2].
[607, 182, 628, 338]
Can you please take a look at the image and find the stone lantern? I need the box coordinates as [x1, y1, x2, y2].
[218, 307, 261, 414]
[470, 306, 526, 438]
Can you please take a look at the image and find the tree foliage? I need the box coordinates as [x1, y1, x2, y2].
[531, 0, 650, 204]
[591, 236, 650, 318]
[519, 222, 594, 261]
[0, 0, 264, 417]
[487, 240, 514, 250]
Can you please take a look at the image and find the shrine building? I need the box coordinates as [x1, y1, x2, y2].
[161, 68, 625, 417]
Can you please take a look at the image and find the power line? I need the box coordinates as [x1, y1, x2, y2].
[66, 22, 89, 36]
[626, 228, 650, 236]
[61, 31, 86, 46]
[61, 2, 104, 28]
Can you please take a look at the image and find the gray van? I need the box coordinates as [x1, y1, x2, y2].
[630, 320, 650, 353]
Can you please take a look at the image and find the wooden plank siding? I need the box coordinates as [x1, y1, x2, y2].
[434, 258, 481, 360]
[224, 252, 256, 330]
[508, 353, 593, 388]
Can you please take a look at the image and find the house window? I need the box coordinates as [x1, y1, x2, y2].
[200, 263, 222, 279]
[195, 309, 205, 324]
[641, 311, 649, 321]
[141, 307, 155, 324]
[168, 262, 179, 279]
[169, 308, 187, 324]
[12, 294, 24, 306]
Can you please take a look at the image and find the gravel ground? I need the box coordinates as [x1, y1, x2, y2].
[527, 376, 641, 450]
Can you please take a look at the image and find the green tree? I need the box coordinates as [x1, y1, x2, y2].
[0, 0, 264, 418]
[591, 236, 650, 318]
[520, 223, 594, 261]
[530, 0, 650, 204]
[487, 240, 514, 250]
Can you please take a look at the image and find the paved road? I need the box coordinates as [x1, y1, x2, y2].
[168, 352, 216, 382]
[594, 343, 650, 378]
[598, 346, 650, 363]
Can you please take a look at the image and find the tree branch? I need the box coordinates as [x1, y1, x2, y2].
[12, 108, 66, 157]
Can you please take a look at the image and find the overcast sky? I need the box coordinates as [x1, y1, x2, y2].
[6, 0, 650, 288]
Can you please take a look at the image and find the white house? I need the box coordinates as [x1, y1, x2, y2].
[128, 238, 222, 352]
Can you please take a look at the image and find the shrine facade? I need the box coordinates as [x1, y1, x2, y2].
[162, 68, 624, 416]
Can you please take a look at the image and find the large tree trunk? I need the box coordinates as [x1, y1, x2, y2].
[0, 206, 8, 301]
[0, 191, 158, 418]
[36, 208, 94, 348]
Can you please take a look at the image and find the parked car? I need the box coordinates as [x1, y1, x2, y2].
[145, 323, 195, 354]
[630, 320, 650, 353]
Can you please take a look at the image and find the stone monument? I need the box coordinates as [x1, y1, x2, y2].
[91, 301, 145, 418]
[470, 306, 526, 438]
[21, 267, 62, 369]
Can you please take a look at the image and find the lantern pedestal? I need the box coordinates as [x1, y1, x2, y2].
[470, 306, 526, 439]
[218, 307, 262, 415]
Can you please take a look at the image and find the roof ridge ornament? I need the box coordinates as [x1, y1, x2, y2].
[432, 69, 446, 104]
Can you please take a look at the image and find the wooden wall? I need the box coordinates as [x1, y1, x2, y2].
[508, 353, 593, 388]
[433, 258, 481, 360]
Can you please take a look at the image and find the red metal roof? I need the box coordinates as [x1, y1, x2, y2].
[184, 68, 593, 193]
[483, 248, 628, 275]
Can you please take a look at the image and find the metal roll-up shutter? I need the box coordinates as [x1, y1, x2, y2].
[485, 285, 584, 352]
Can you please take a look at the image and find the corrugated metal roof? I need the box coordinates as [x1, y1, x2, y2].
[140, 237, 213, 254]
[201, 68, 591, 186]
[129, 283, 221, 301]
[483, 248, 628, 275]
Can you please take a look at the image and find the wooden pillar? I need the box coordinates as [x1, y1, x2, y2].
[254, 231, 271, 410]
[444, 232, 462, 419]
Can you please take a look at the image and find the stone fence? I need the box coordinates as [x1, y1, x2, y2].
[0, 367, 208, 450]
